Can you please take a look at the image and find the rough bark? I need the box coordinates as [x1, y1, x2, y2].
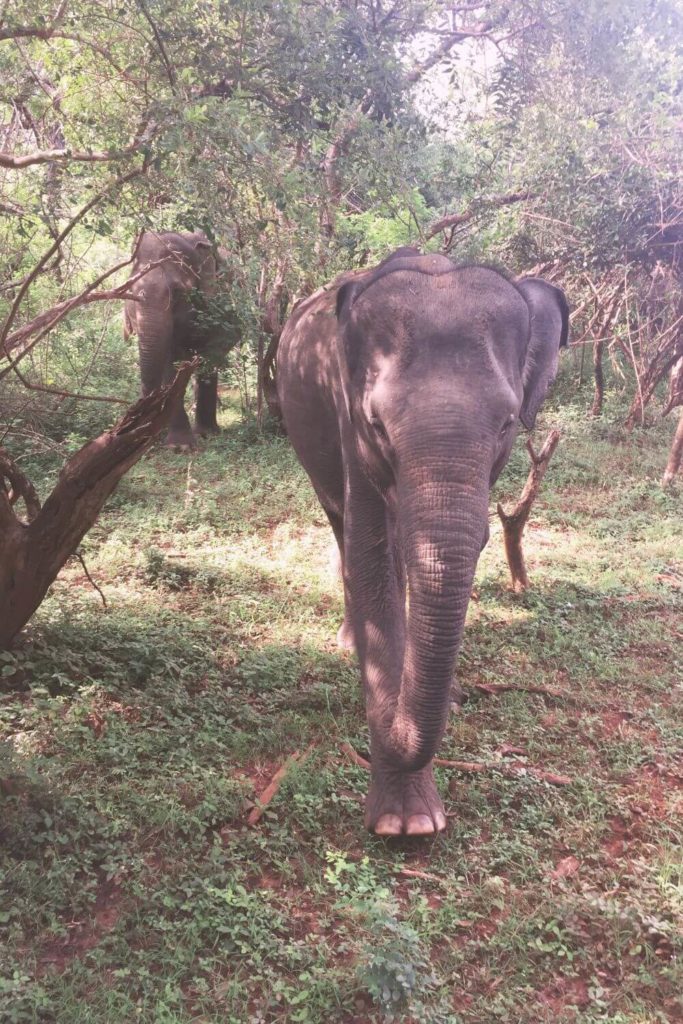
[0, 361, 196, 648]
[662, 409, 683, 488]
[590, 336, 606, 417]
[256, 259, 287, 428]
[496, 430, 561, 593]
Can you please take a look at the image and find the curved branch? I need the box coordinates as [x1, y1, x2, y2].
[425, 190, 533, 241]
[0, 161, 149, 353]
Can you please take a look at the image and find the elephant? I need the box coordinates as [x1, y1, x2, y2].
[277, 249, 568, 836]
[124, 230, 239, 449]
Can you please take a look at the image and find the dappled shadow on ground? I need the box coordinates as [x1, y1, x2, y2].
[2, 409, 682, 1022]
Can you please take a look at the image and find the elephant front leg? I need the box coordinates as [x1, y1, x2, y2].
[344, 474, 447, 836]
[194, 372, 220, 436]
[164, 363, 196, 449]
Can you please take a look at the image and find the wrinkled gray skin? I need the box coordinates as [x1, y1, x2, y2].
[277, 249, 568, 836]
[124, 230, 234, 449]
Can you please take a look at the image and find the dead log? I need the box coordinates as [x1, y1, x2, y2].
[496, 430, 561, 593]
[0, 361, 196, 648]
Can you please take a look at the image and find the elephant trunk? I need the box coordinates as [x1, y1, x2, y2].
[136, 300, 173, 395]
[381, 447, 490, 771]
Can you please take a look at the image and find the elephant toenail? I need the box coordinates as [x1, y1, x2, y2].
[374, 814, 403, 836]
[405, 814, 435, 836]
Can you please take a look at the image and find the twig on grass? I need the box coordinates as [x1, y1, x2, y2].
[74, 550, 107, 609]
[247, 744, 316, 826]
[340, 742, 371, 770]
[395, 867, 446, 884]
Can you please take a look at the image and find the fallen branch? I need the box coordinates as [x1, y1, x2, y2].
[74, 550, 107, 609]
[496, 429, 561, 592]
[247, 744, 315, 826]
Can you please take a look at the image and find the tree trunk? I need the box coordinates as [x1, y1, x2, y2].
[662, 410, 683, 488]
[497, 430, 561, 593]
[591, 336, 605, 417]
[0, 361, 195, 648]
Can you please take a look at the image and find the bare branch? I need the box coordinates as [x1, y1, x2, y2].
[0, 118, 156, 168]
[1, 257, 163, 368]
[0, 448, 41, 522]
[424, 190, 532, 242]
[405, 15, 502, 83]
[0, 161, 148, 353]
[497, 430, 562, 592]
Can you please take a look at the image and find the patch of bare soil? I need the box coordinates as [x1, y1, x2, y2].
[37, 878, 123, 974]
[536, 975, 590, 1016]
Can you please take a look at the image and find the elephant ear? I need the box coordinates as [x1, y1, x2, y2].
[517, 277, 569, 430]
[336, 279, 363, 377]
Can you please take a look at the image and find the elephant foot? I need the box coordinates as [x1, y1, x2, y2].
[166, 429, 197, 451]
[364, 762, 446, 837]
[336, 617, 356, 653]
[195, 422, 220, 437]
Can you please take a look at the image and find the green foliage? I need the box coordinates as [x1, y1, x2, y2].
[1, 391, 681, 1022]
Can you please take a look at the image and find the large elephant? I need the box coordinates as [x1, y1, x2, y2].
[124, 230, 238, 448]
[277, 249, 568, 836]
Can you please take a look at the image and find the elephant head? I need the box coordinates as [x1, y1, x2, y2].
[335, 254, 567, 776]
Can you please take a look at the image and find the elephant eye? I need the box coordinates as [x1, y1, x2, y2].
[370, 416, 388, 440]
[499, 414, 515, 437]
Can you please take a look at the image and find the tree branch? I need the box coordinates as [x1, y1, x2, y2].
[0, 448, 41, 522]
[496, 430, 562, 592]
[1, 256, 163, 369]
[0, 161, 148, 353]
[405, 16, 501, 83]
[0, 361, 198, 648]
[425, 190, 533, 242]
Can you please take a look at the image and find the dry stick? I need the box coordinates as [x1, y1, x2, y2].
[496, 430, 561, 593]
[74, 550, 107, 609]
[395, 867, 446, 884]
[247, 744, 316, 826]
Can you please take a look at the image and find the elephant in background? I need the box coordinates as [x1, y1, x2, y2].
[277, 249, 568, 836]
[124, 230, 240, 449]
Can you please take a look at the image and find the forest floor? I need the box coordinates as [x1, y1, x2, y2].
[1, 382, 682, 1024]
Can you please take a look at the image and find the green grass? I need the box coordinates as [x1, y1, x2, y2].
[1, 376, 682, 1023]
